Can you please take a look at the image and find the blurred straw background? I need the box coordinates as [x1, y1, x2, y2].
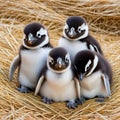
[0, 0, 120, 119]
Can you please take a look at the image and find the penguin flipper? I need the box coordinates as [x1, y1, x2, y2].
[74, 77, 81, 99]
[9, 55, 20, 81]
[34, 75, 44, 96]
[102, 74, 111, 96]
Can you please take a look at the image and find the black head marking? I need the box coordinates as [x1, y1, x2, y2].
[48, 47, 71, 73]
[74, 50, 99, 79]
[24, 22, 44, 36]
[64, 16, 88, 40]
[23, 22, 49, 49]
[66, 16, 86, 29]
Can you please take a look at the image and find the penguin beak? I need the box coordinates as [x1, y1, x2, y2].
[27, 33, 36, 44]
[68, 28, 76, 37]
[28, 36, 34, 43]
[57, 58, 62, 68]
[79, 73, 85, 81]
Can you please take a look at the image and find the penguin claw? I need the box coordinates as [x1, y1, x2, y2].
[76, 96, 86, 105]
[67, 101, 77, 109]
[42, 97, 53, 104]
[95, 95, 105, 102]
[17, 86, 30, 93]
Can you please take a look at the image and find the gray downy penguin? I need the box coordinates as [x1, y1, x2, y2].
[35, 47, 80, 109]
[9, 22, 53, 93]
[59, 16, 103, 62]
[74, 50, 112, 103]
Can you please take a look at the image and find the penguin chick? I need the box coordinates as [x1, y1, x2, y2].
[59, 16, 103, 62]
[35, 47, 80, 109]
[9, 22, 52, 93]
[74, 50, 112, 103]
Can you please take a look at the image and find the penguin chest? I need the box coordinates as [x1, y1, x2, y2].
[40, 70, 77, 101]
[19, 48, 51, 88]
[59, 37, 88, 60]
[80, 71, 105, 98]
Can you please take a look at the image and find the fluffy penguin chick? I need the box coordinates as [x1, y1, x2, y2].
[74, 50, 112, 103]
[35, 47, 80, 109]
[9, 22, 52, 93]
[59, 16, 103, 62]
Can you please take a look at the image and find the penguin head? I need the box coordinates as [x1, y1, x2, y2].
[63, 16, 89, 41]
[23, 22, 49, 49]
[47, 47, 71, 73]
[74, 50, 99, 80]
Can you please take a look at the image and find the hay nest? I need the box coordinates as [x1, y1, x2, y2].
[0, 0, 120, 119]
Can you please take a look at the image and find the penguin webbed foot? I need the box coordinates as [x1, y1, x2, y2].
[17, 86, 30, 93]
[42, 97, 54, 104]
[95, 95, 105, 102]
[76, 96, 86, 105]
[67, 100, 77, 109]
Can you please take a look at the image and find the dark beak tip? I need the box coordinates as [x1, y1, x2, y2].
[58, 65, 62, 69]
[79, 73, 83, 81]
[79, 78, 83, 81]
[69, 34, 74, 38]
[28, 41, 33, 44]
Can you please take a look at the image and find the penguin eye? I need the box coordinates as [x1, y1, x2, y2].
[24, 35, 27, 41]
[50, 59, 54, 64]
[85, 66, 91, 72]
[64, 23, 69, 31]
[65, 58, 69, 63]
[85, 60, 92, 72]
[37, 33, 41, 38]
[48, 56, 54, 65]
[78, 26, 81, 33]
[65, 54, 70, 63]
[36, 31, 42, 38]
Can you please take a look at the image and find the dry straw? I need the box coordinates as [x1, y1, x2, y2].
[0, 0, 120, 119]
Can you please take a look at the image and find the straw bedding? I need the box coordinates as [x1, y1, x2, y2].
[0, 0, 120, 119]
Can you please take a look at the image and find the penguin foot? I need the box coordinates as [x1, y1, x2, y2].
[76, 96, 86, 105]
[42, 97, 53, 104]
[67, 100, 77, 109]
[95, 95, 105, 102]
[17, 86, 30, 93]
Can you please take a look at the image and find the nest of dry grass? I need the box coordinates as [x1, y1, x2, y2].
[0, 0, 120, 119]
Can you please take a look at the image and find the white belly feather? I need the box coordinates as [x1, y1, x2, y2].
[59, 37, 88, 61]
[19, 47, 51, 89]
[40, 69, 77, 102]
[80, 71, 107, 98]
